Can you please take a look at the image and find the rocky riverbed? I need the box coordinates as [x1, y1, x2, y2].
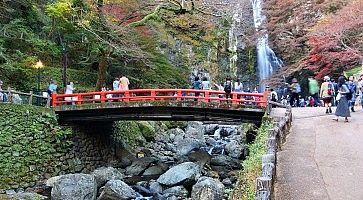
[5, 121, 251, 200]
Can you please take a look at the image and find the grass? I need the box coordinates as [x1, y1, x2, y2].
[230, 118, 273, 200]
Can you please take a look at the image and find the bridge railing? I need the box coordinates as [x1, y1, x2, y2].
[52, 89, 268, 109]
[0, 87, 50, 107]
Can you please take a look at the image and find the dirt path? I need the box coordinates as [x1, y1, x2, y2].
[274, 107, 363, 200]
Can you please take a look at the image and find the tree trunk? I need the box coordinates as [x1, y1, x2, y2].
[95, 53, 109, 91]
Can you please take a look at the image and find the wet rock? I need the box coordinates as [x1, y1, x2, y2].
[116, 147, 135, 168]
[149, 181, 163, 194]
[98, 180, 136, 200]
[176, 138, 204, 156]
[225, 141, 243, 159]
[215, 126, 237, 138]
[210, 155, 240, 168]
[204, 124, 219, 135]
[143, 165, 165, 176]
[46, 176, 62, 187]
[91, 167, 124, 187]
[163, 186, 188, 198]
[222, 178, 232, 186]
[51, 174, 97, 200]
[191, 177, 225, 200]
[188, 150, 211, 167]
[157, 162, 201, 186]
[185, 122, 205, 142]
[126, 157, 156, 176]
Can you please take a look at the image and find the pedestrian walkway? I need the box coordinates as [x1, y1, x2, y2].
[274, 107, 363, 200]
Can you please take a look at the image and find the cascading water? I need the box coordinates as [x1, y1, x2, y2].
[251, 0, 283, 90]
[228, 14, 240, 78]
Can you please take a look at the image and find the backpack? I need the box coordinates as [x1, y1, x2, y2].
[346, 83, 355, 101]
[271, 93, 277, 101]
[327, 83, 333, 95]
[224, 81, 232, 93]
[295, 84, 301, 93]
[192, 81, 201, 89]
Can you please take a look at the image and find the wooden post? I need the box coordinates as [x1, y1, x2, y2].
[77, 94, 82, 105]
[28, 91, 33, 105]
[51, 93, 57, 108]
[268, 129, 275, 138]
[100, 91, 106, 104]
[262, 153, 276, 164]
[124, 91, 130, 102]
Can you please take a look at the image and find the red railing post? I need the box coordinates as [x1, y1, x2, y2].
[150, 90, 156, 101]
[261, 92, 269, 108]
[77, 94, 82, 105]
[204, 91, 209, 103]
[232, 93, 237, 104]
[100, 91, 106, 104]
[177, 90, 182, 101]
[124, 91, 130, 102]
[51, 93, 57, 109]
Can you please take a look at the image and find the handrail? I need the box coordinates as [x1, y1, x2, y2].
[0, 87, 50, 107]
[52, 89, 269, 110]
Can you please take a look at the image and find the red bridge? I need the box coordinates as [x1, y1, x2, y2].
[52, 89, 269, 124]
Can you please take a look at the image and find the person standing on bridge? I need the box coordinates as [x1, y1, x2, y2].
[201, 77, 210, 90]
[333, 76, 350, 122]
[234, 78, 243, 92]
[119, 75, 130, 91]
[224, 77, 233, 101]
[192, 76, 202, 101]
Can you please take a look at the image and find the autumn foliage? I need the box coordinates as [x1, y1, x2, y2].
[266, 0, 363, 81]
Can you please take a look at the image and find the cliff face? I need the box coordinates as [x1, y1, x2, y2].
[265, 0, 363, 81]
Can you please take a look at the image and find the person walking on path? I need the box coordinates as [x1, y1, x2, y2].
[119, 76, 130, 91]
[333, 76, 350, 122]
[320, 76, 333, 114]
[308, 76, 320, 107]
[289, 78, 301, 107]
[47, 80, 57, 97]
[347, 76, 357, 112]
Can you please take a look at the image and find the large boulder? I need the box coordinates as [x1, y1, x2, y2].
[12, 193, 47, 200]
[210, 155, 240, 169]
[51, 174, 97, 200]
[91, 167, 124, 187]
[97, 180, 136, 200]
[225, 140, 244, 159]
[125, 157, 155, 176]
[176, 138, 204, 156]
[137, 121, 156, 141]
[157, 162, 201, 186]
[191, 177, 225, 200]
[204, 124, 219, 135]
[185, 122, 205, 142]
[188, 150, 211, 167]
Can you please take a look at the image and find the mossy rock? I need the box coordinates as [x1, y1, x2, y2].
[163, 121, 188, 129]
[113, 121, 145, 147]
[137, 121, 156, 141]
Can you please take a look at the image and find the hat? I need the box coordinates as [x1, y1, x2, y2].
[324, 76, 330, 81]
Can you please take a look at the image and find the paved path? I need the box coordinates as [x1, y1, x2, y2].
[274, 107, 363, 200]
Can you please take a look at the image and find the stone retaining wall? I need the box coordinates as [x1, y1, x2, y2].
[255, 107, 292, 199]
[0, 104, 117, 193]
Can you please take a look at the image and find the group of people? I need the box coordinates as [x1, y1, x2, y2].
[276, 74, 363, 122]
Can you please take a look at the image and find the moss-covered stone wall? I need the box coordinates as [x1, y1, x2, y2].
[0, 104, 117, 193]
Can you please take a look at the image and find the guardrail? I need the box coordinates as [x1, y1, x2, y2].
[52, 89, 269, 110]
[256, 106, 292, 199]
[0, 87, 50, 107]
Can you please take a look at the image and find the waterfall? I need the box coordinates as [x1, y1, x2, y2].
[228, 14, 240, 78]
[251, 0, 283, 90]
